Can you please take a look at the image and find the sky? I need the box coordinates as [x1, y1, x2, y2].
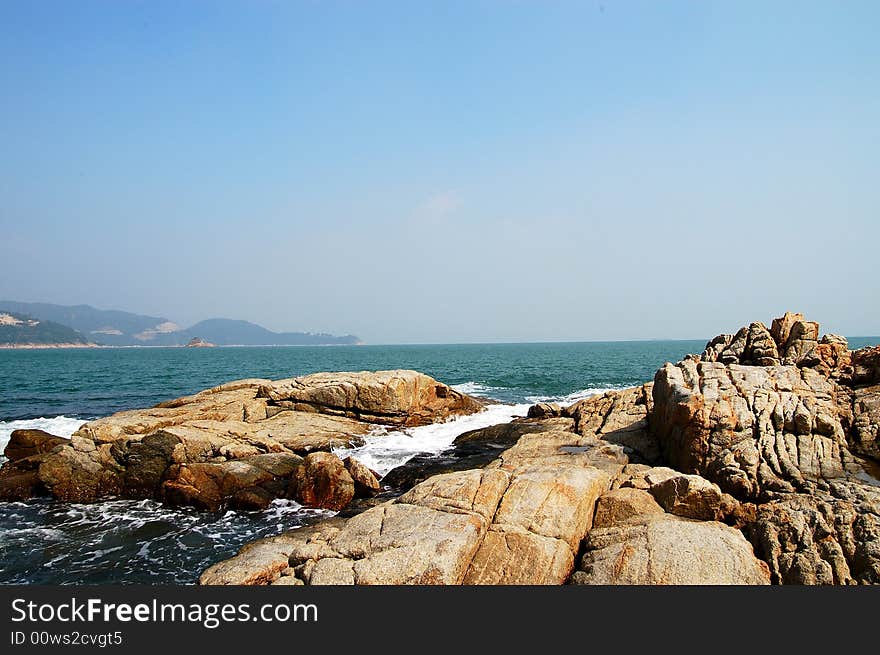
[1, 1, 878, 344]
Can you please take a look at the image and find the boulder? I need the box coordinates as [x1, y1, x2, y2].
[711, 322, 780, 366]
[571, 513, 771, 585]
[3, 429, 67, 461]
[0, 455, 46, 500]
[343, 457, 380, 498]
[289, 452, 355, 511]
[257, 370, 483, 427]
[162, 453, 303, 511]
[527, 402, 562, 419]
[703, 313, 826, 369]
[648, 473, 723, 521]
[592, 488, 664, 528]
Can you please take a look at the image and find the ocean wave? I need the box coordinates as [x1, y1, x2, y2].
[334, 401, 533, 476]
[0, 496, 332, 584]
[0, 416, 87, 460]
[450, 381, 508, 397]
[525, 385, 629, 407]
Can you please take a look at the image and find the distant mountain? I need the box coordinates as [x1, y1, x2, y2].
[0, 301, 361, 346]
[0, 300, 178, 346]
[0, 311, 92, 347]
[178, 319, 361, 346]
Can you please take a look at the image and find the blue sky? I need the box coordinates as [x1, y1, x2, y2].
[1, 1, 878, 343]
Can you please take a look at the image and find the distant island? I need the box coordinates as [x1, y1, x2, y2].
[0, 301, 362, 347]
[0, 311, 95, 348]
[185, 337, 215, 348]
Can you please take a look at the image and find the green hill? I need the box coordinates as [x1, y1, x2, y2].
[0, 301, 361, 346]
[0, 312, 92, 346]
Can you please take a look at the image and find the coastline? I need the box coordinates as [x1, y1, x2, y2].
[0, 342, 99, 349]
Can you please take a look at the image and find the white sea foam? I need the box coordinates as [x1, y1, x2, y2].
[525, 386, 627, 407]
[450, 381, 507, 397]
[335, 401, 533, 476]
[0, 416, 87, 461]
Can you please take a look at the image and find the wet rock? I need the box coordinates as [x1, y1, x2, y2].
[3, 429, 67, 461]
[204, 430, 628, 585]
[0, 456, 46, 500]
[343, 456, 380, 498]
[289, 452, 355, 511]
[527, 402, 561, 419]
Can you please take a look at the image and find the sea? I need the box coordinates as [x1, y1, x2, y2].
[1, 338, 876, 584]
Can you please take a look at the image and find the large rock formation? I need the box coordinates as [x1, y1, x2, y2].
[201, 429, 629, 585]
[0, 370, 483, 510]
[652, 313, 880, 583]
[201, 311, 880, 586]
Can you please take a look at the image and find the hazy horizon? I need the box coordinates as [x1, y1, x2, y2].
[2, 2, 878, 344]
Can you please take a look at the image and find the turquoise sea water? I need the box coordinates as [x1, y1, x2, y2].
[1, 338, 876, 584]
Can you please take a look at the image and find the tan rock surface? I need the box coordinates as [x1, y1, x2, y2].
[257, 370, 483, 427]
[572, 513, 771, 585]
[564, 384, 659, 464]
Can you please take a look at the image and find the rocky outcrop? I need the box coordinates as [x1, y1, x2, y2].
[201, 429, 629, 585]
[653, 312, 880, 584]
[0, 370, 482, 511]
[563, 384, 659, 464]
[652, 359, 860, 500]
[201, 312, 880, 586]
[648, 472, 723, 521]
[257, 370, 483, 427]
[852, 385, 880, 462]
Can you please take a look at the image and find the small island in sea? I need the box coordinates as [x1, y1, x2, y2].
[0, 312, 96, 349]
[185, 337, 215, 348]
